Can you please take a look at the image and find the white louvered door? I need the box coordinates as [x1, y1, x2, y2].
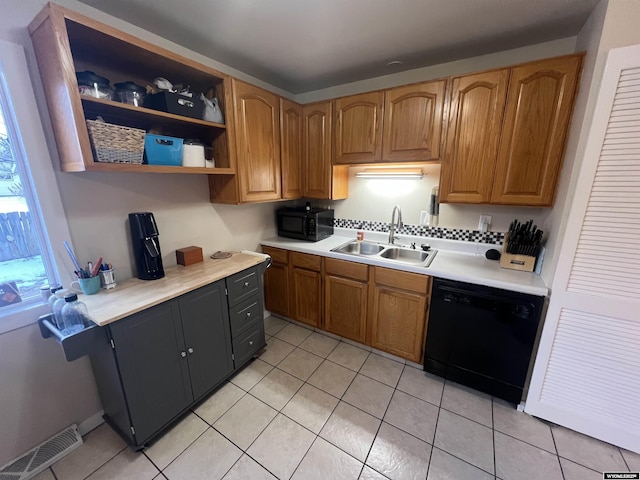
[525, 45, 640, 454]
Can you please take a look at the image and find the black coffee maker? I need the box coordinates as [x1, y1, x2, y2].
[129, 212, 165, 280]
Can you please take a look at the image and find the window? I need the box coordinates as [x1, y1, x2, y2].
[0, 39, 74, 333]
[0, 94, 49, 305]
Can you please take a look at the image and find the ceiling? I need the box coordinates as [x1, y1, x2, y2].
[78, 0, 600, 94]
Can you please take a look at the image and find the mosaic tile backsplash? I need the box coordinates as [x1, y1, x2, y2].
[333, 218, 505, 245]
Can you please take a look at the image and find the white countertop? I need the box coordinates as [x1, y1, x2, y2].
[261, 228, 548, 296]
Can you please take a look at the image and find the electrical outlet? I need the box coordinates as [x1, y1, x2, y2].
[478, 215, 492, 232]
[420, 211, 428, 225]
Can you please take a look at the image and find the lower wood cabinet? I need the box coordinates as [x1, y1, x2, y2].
[370, 267, 431, 363]
[263, 246, 290, 317]
[324, 258, 369, 343]
[290, 252, 322, 328]
[260, 247, 433, 363]
[90, 265, 266, 449]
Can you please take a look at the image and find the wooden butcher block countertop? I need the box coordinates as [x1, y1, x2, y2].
[82, 252, 267, 327]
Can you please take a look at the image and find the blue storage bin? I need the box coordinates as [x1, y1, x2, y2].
[144, 134, 183, 166]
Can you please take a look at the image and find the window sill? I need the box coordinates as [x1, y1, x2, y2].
[0, 299, 51, 335]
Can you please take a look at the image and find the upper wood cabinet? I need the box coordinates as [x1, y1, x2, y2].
[334, 91, 384, 164]
[29, 3, 234, 175]
[302, 101, 349, 199]
[383, 80, 446, 162]
[440, 69, 509, 203]
[331, 80, 446, 165]
[440, 54, 582, 206]
[280, 98, 303, 199]
[491, 56, 582, 206]
[230, 80, 281, 202]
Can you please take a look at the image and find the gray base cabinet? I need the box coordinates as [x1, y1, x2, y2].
[90, 265, 266, 449]
[227, 267, 267, 368]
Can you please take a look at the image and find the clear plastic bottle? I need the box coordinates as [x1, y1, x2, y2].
[47, 284, 63, 311]
[61, 294, 88, 335]
[51, 288, 70, 330]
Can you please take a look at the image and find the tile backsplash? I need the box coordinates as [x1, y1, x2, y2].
[333, 218, 505, 245]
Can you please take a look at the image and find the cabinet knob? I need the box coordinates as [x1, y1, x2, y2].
[180, 351, 186, 358]
[244, 281, 250, 287]
[246, 312, 251, 317]
[188, 347, 194, 354]
[249, 341, 253, 346]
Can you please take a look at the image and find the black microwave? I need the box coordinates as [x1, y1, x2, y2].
[277, 207, 334, 242]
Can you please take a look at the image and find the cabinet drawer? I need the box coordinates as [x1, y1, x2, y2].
[325, 257, 368, 281]
[227, 267, 259, 306]
[291, 252, 321, 271]
[262, 246, 288, 264]
[229, 296, 262, 337]
[374, 266, 430, 294]
[233, 321, 265, 368]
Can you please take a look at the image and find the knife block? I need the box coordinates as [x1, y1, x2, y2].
[500, 253, 536, 272]
[500, 233, 536, 272]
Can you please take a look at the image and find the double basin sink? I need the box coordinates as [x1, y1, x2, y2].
[331, 240, 437, 268]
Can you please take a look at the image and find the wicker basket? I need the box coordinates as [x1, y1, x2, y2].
[86, 120, 145, 164]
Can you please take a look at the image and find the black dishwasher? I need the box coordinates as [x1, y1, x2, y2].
[424, 278, 544, 403]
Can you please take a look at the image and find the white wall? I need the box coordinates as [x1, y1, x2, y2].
[329, 165, 548, 233]
[0, 324, 102, 465]
[55, 172, 278, 281]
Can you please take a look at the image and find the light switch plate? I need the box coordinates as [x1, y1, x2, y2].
[478, 214, 492, 231]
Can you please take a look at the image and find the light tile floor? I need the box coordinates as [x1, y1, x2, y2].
[37, 316, 640, 480]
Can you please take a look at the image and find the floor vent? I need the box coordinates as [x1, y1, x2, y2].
[0, 424, 83, 480]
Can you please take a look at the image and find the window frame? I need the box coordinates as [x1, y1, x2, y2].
[0, 38, 76, 334]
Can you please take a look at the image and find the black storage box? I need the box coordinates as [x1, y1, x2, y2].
[144, 91, 204, 119]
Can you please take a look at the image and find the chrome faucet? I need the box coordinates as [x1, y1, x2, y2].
[388, 205, 403, 244]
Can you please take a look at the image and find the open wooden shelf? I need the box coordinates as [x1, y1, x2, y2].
[81, 96, 226, 130]
[28, 3, 236, 174]
[85, 162, 234, 175]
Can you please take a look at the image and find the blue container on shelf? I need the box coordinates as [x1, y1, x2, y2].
[144, 134, 183, 166]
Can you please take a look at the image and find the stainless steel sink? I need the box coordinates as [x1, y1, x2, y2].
[380, 247, 430, 264]
[334, 240, 385, 256]
[331, 240, 437, 267]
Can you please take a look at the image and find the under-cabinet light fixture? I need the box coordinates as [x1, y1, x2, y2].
[355, 168, 424, 180]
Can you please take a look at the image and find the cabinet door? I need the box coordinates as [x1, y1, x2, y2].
[280, 98, 303, 199]
[109, 301, 191, 444]
[232, 79, 281, 202]
[179, 282, 233, 401]
[383, 80, 446, 162]
[324, 275, 368, 343]
[440, 70, 509, 203]
[263, 247, 290, 317]
[334, 91, 384, 164]
[291, 267, 322, 327]
[264, 261, 290, 317]
[371, 285, 427, 363]
[303, 101, 333, 199]
[492, 55, 582, 206]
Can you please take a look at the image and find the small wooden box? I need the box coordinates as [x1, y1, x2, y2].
[176, 246, 203, 266]
[500, 253, 536, 272]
